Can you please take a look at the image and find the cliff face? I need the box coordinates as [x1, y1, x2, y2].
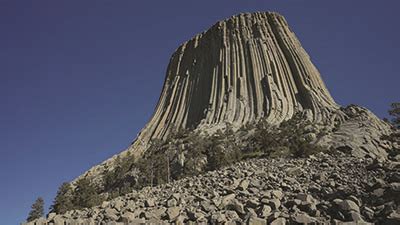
[139, 12, 336, 141]
[77, 12, 391, 182]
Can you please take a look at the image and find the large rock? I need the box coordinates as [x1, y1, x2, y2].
[338, 200, 360, 213]
[238, 179, 250, 191]
[248, 216, 267, 225]
[270, 217, 286, 225]
[104, 208, 119, 221]
[166, 207, 181, 220]
[119, 211, 135, 223]
[219, 193, 236, 209]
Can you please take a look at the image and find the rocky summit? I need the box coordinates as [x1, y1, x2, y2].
[23, 12, 399, 225]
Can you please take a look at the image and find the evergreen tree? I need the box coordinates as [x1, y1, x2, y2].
[180, 131, 208, 177]
[103, 152, 136, 196]
[206, 128, 242, 170]
[389, 102, 400, 129]
[383, 103, 400, 151]
[137, 139, 165, 187]
[72, 178, 103, 208]
[27, 197, 44, 222]
[137, 157, 155, 187]
[50, 182, 74, 214]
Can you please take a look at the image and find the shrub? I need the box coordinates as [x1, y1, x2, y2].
[289, 139, 326, 157]
[249, 119, 282, 155]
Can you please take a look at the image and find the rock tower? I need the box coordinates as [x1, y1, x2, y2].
[79, 12, 391, 181]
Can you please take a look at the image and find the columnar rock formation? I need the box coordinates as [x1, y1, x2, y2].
[130, 12, 340, 158]
[77, 12, 391, 182]
[138, 12, 337, 143]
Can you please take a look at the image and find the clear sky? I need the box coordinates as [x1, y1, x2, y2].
[1, 1, 399, 224]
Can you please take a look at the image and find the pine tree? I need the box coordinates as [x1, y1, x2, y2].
[389, 102, 400, 129]
[180, 131, 208, 177]
[137, 139, 165, 187]
[384, 102, 400, 149]
[103, 152, 136, 196]
[72, 178, 104, 208]
[206, 131, 233, 170]
[50, 182, 74, 214]
[27, 197, 44, 222]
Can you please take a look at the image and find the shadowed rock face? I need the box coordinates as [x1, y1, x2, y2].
[76, 12, 391, 182]
[131, 12, 337, 153]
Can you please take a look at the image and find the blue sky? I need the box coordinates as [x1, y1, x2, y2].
[1, 1, 399, 224]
